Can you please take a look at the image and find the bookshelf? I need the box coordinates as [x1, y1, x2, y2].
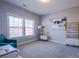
[66, 22, 79, 46]
[66, 22, 79, 39]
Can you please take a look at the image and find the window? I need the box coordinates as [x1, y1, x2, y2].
[8, 15, 34, 38]
[25, 20, 34, 36]
[9, 16, 23, 37]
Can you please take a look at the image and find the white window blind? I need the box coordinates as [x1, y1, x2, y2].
[8, 15, 34, 38]
[9, 16, 23, 37]
[25, 20, 34, 36]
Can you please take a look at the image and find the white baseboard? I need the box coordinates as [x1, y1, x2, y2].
[49, 40, 66, 45]
[18, 39, 38, 46]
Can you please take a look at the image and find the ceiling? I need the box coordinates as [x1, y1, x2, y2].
[3, 0, 79, 15]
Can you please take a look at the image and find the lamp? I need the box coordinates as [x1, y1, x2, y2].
[38, 26, 42, 29]
[38, 25, 45, 35]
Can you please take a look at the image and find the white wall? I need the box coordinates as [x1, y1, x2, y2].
[0, 1, 41, 44]
[41, 6, 79, 44]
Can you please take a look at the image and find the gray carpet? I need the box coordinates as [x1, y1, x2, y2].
[18, 41, 79, 58]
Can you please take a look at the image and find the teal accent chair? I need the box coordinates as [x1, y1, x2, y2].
[0, 34, 17, 48]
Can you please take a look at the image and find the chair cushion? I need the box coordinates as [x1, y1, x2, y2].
[0, 35, 5, 42]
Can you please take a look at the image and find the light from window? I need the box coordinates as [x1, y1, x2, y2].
[9, 16, 23, 37]
[25, 20, 34, 36]
[8, 15, 34, 37]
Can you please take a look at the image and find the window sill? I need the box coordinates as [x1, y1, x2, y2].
[9, 35, 35, 38]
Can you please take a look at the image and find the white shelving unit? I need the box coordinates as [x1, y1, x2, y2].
[66, 22, 79, 46]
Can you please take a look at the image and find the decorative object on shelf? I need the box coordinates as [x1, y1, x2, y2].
[38, 26, 42, 29]
[38, 25, 48, 41]
[38, 25, 45, 35]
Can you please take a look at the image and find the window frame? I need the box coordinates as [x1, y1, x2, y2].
[7, 13, 35, 38]
[24, 19, 34, 36]
[8, 15, 24, 38]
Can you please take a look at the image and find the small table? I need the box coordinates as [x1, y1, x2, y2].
[40, 35, 48, 41]
[0, 45, 18, 58]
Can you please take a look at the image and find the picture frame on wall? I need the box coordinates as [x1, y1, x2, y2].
[50, 17, 67, 30]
